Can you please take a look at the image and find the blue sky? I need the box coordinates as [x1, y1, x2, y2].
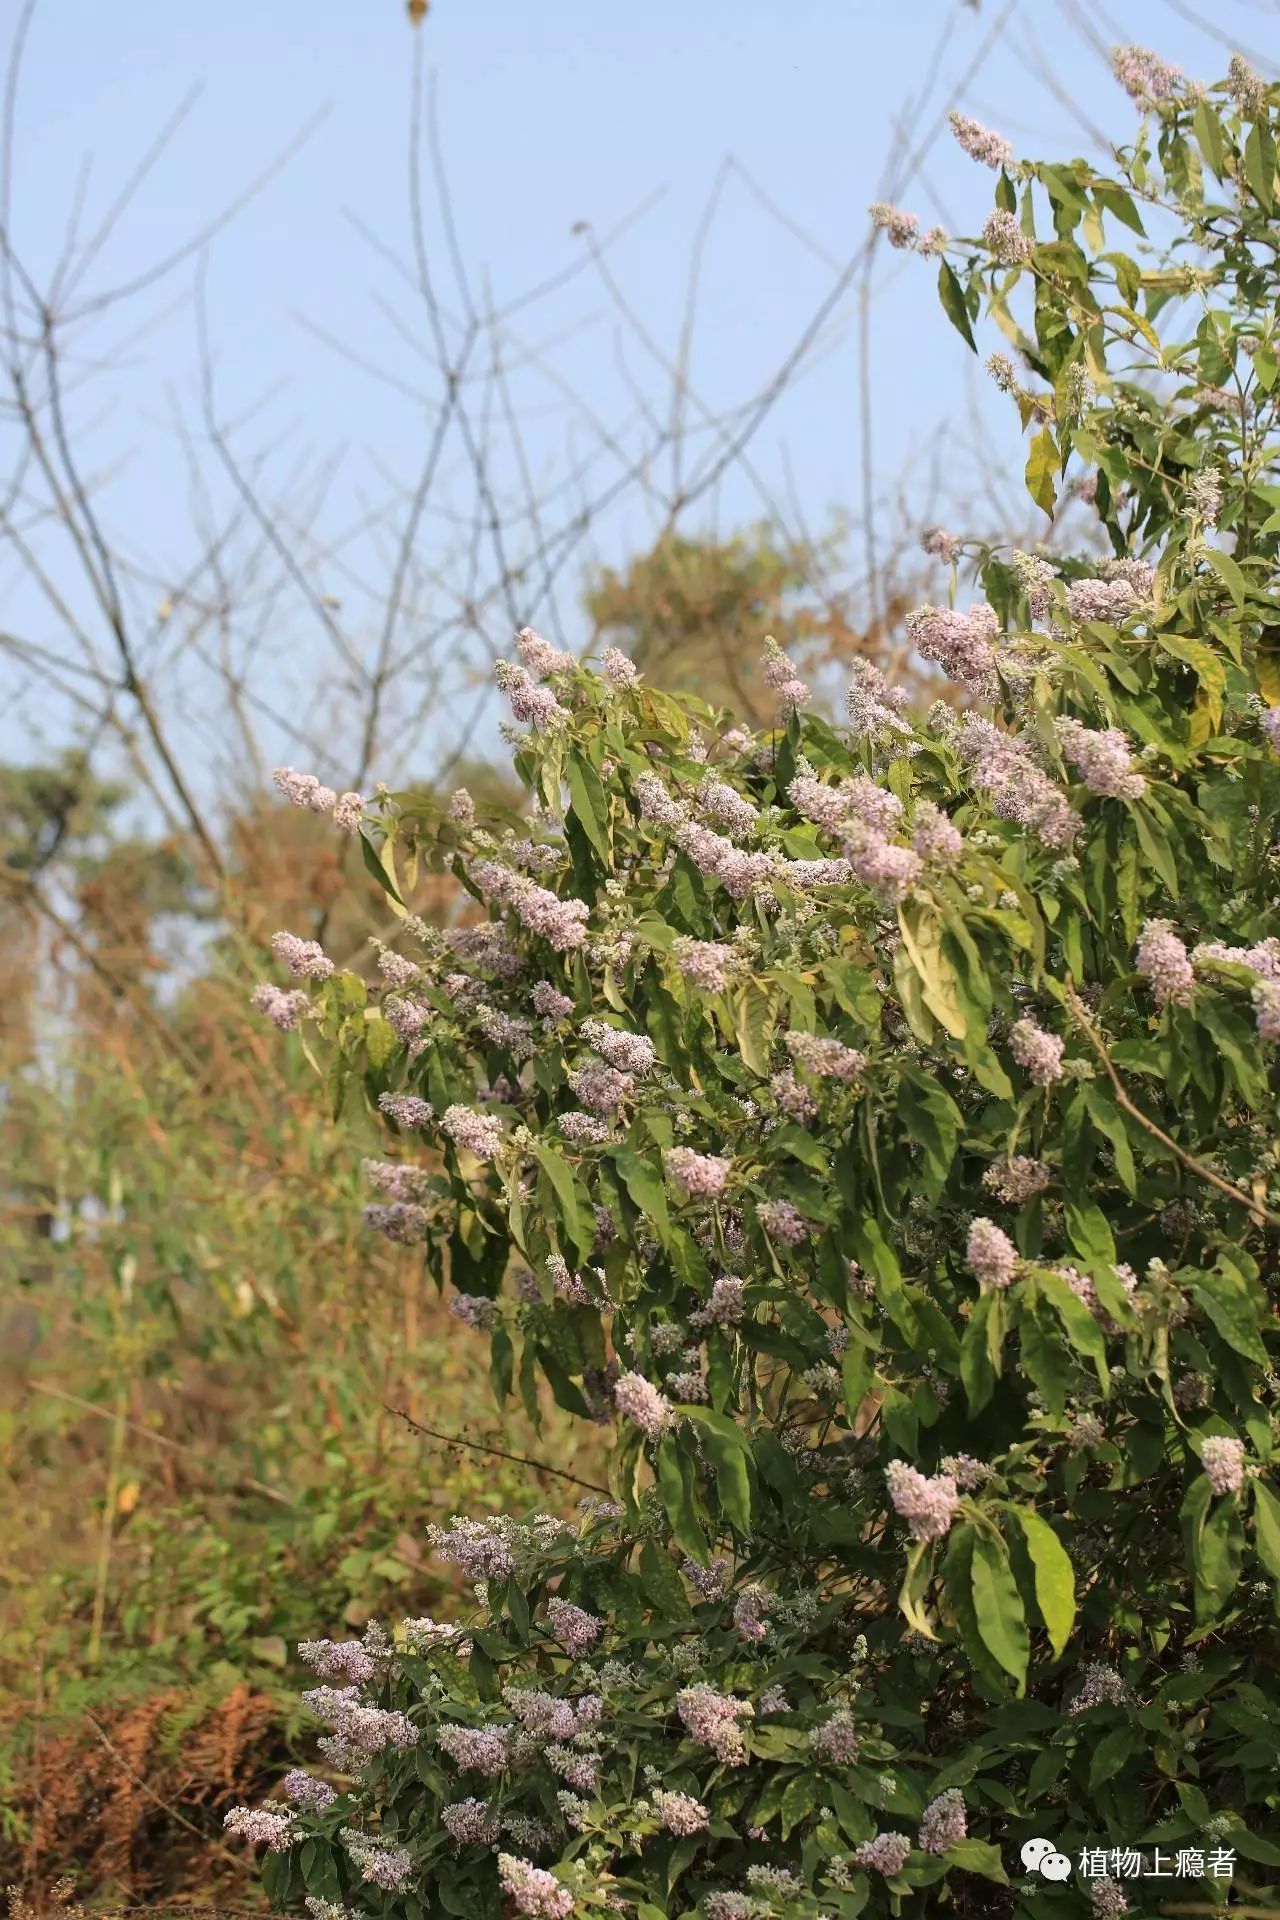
[3, 0, 1275, 795]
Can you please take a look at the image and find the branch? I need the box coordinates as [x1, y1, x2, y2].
[1062, 984, 1280, 1229]
[385, 1403, 611, 1496]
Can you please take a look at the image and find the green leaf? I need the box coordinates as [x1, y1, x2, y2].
[1253, 1480, 1280, 1581]
[1193, 98, 1226, 179]
[1025, 426, 1059, 519]
[1245, 119, 1276, 211]
[731, 980, 776, 1077]
[613, 1145, 671, 1244]
[655, 1435, 707, 1563]
[359, 829, 407, 912]
[534, 1142, 590, 1260]
[565, 750, 612, 866]
[1187, 1268, 1269, 1366]
[938, 259, 976, 351]
[1202, 547, 1247, 611]
[640, 1538, 691, 1620]
[1007, 1508, 1076, 1657]
[896, 1065, 962, 1202]
[971, 1531, 1029, 1690]
[1063, 1194, 1118, 1268]
[943, 1840, 1008, 1883]
[896, 901, 967, 1040]
[1089, 1724, 1135, 1790]
[680, 1405, 754, 1536]
[1031, 1268, 1110, 1395]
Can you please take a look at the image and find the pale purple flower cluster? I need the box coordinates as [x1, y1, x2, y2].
[303, 1687, 418, 1765]
[504, 1688, 603, 1741]
[568, 1061, 633, 1115]
[274, 766, 337, 813]
[579, 1018, 656, 1075]
[982, 1156, 1052, 1205]
[854, 1832, 912, 1876]
[1056, 719, 1146, 799]
[772, 1070, 816, 1120]
[428, 1516, 519, 1579]
[652, 1790, 709, 1835]
[1136, 919, 1194, 1006]
[224, 1804, 295, 1850]
[869, 202, 919, 249]
[546, 1597, 604, 1654]
[442, 1103, 505, 1160]
[922, 525, 963, 564]
[849, 833, 922, 904]
[1111, 44, 1180, 102]
[1068, 1664, 1128, 1713]
[783, 857, 853, 889]
[696, 775, 759, 837]
[614, 1370, 673, 1439]
[757, 1198, 809, 1245]
[377, 1092, 435, 1130]
[474, 862, 590, 952]
[941, 1452, 990, 1491]
[281, 1769, 338, 1813]
[676, 821, 777, 900]
[966, 1217, 1019, 1290]
[983, 209, 1034, 264]
[677, 1683, 753, 1763]
[669, 1369, 709, 1402]
[783, 1031, 866, 1082]
[436, 1722, 513, 1775]
[1201, 1434, 1246, 1495]
[762, 635, 809, 708]
[450, 1293, 499, 1331]
[516, 626, 573, 677]
[907, 602, 1001, 694]
[847, 774, 904, 835]
[961, 718, 1079, 844]
[497, 1854, 574, 1919]
[558, 1112, 609, 1145]
[1061, 1262, 1137, 1330]
[665, 1147, 732, 1196]
[1227, 54, 1267, 117]
[885, 1460, 959, 1542]
[1261, 709, 1280, 752]
[344, 1835, 414, 1892]
[602, 645, 638, 687]
[533, 979, 574, 1021]
[634, 771, 688, 828]
[809, 1707, 860, 1763]
[846, 658, 911, 743]
[442, 1797, 501, 1846]
[271, 931, 335, 981]
[250, 983, 311, 1031]
[496, 661, 570, 730]
[911, 801, 963, 867]
[673, 937, 737, 992]
[691, 1275, 746, 1329]
[681, 1555, 731, 1600]
[298, 1638, 377, 1685]
[1066, 577, 1137, 625]
[732, 1585, 771, 1641]
[378, 949, 422, 987]
[384, 994, 433, 1055]
[919, 1789, 967, 1853]
[1090, 1878, 1130, 1917]
[788, 771, 854, 832]
[1009, 1018, 1065, 1085]
[364, 1200, 429, 1242]
[948, 110, 1012, 169]
[1011, 549, 1056, 617]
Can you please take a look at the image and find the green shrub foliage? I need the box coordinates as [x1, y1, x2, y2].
[244, 51, 1280, 1920]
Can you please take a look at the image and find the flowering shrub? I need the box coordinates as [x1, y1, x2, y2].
[243, 54, 1280, 1920]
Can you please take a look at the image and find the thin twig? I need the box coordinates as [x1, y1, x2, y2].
[385, 1404, 611, 1495]
[1063, 984, 1280, 1228]
[27, 1380, 292, 1506]
[81, 1715, 247, 1867]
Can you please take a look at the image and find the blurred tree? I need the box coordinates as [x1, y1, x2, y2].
[584, 523, 922, 724]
